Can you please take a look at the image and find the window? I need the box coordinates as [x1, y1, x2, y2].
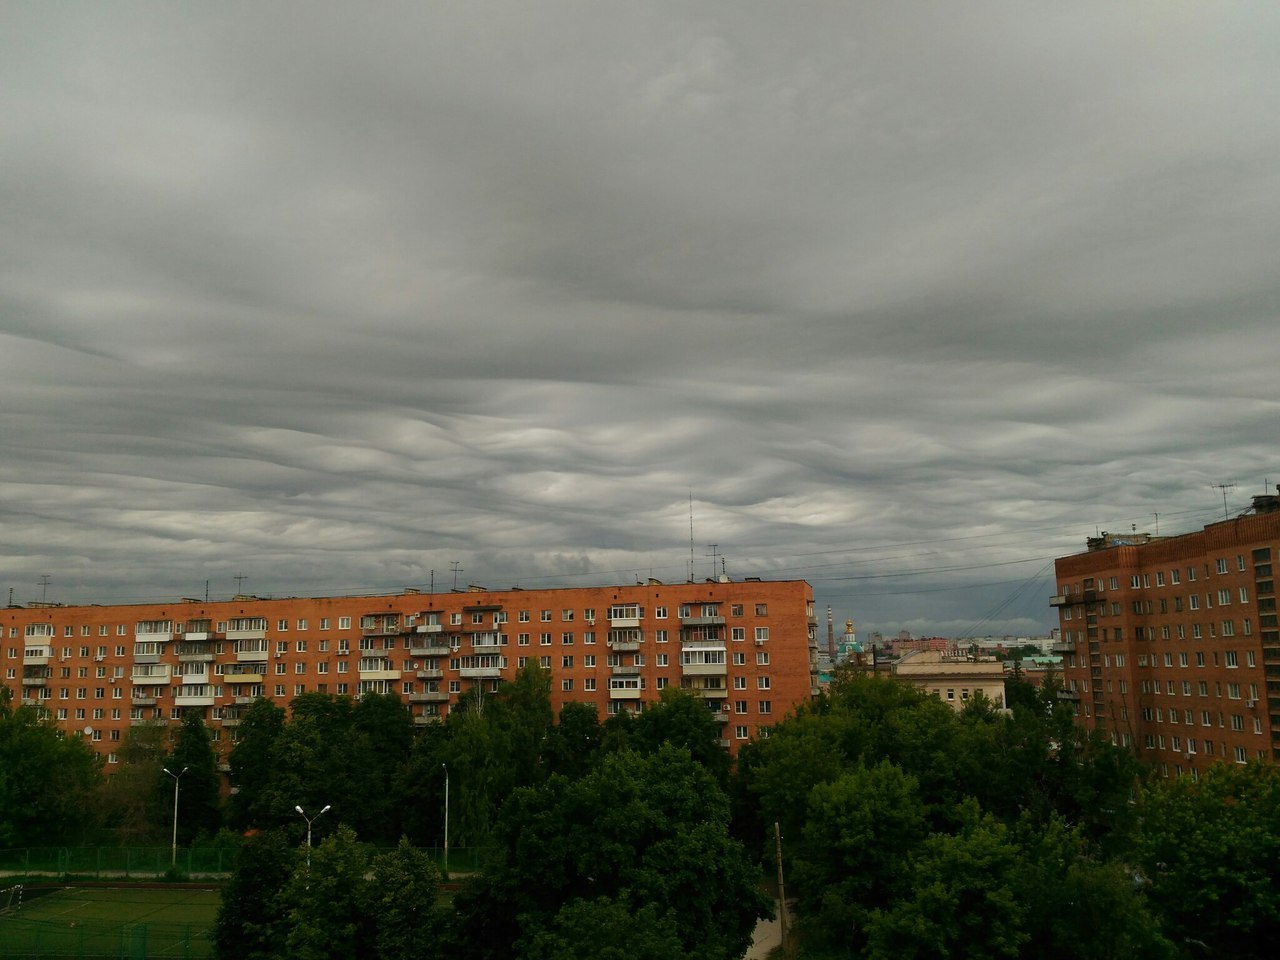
[562, 679, 573, 692]
[471, 612, 485, 624]
[1189, 595, 1200, 610]
[1225, 651, 1238, 668]
[277, 619, 288, 631]
[756, 651, 770, 665]
[584, 631, 596, 645]
[540, 633, 552, 646]
[450, 613, 462, 625]
[654, 630, 667, 643]
[757, 676, 771, 690]
[759, 700, 772, 714]
[562, 609, 574, 622]
[562, 632, 574, 645]
[539, 656, 551, 669]
[731, 604, 743, 617]
[655, 653, 668, 666]
[1219, 589, 1232, 606]
[734, 676, 747, 690]
[653, 606, 667, 619]
[1240, 586, 1250, 603]
[1222, 620, 1235, 636]
[561, 656, 573, 668]
[731, 627, 746, 642]
[1156, 571, 1165, 586]
[1217, 558, 1229, 575]
[733, 652, 746, 666]
[541, 610, 552, 622]
[1228, 682, 1241, 700]
[296, 640, 307, 652]
[1188, 567, 1197, 582]
[735, 725, 749, 740]
[338, 617, 351, 630]
[319, 618, 330, 630]
[755, 627, 769, 642]
[584, 678, 596, 691]
[518, 633, 530, 646]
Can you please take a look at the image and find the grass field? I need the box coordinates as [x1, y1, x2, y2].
[0, 886, 219, 959]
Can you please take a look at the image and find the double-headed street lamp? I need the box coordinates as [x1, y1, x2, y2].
[295, 804, 331, 868]
[163, 766, 188, 868]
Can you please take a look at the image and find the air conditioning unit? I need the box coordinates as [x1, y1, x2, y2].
[1246, 699, 1257, 709]
[755, 638, 766, 645]
[94, 655, 105, 662]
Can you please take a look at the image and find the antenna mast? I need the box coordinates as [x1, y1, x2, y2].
[688, 489, 695, 582]
[1211, 482, 1236, 521]
[38, 575, 51, 604]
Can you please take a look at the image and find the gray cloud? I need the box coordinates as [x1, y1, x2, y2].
[3, 2, 1278, 637]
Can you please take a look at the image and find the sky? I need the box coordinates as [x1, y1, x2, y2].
[3, 2, 1279, 639]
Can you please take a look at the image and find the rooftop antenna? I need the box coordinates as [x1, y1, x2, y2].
[688, 489, 695, 582]
[233, 573, 248, 596]
[450, 561, 463, 591]
[1153, 512, 1159, 536]
[1211, 482, 1236, 521]
[707, 544, 718, 581]
[37, 575, 51, 604]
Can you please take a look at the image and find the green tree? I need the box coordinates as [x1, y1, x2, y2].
[543, 701, 602, 779]
[790, 761, 929, 956]
[0, 684, 101, 845]
[1133, 763, 1280, 959]
[863, 803, 1029, 960]
[627, 687, 730, 783]
[362, 838, 442, 960]
[227, 698, 285, 830]
[280, 824, 371, 960]
[451, 745, 769, 960]
[213, 828, 296, 960]
[167, 712, 222, 843]
[520, 898, 686, 960]
[98, 720, 169, 844]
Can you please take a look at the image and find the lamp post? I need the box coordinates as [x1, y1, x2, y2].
[441, 764, 450, 878]
[163, 766, 188, 868]
[295, 804, 331, 868]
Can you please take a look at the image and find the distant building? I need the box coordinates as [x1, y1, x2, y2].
[4, 579, 820, 774]
[892, 648, 1006, 710]
[1052, 489, 1280, 775]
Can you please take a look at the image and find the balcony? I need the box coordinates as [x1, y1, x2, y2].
[468, 633, 502, 653]
[680, 615, 726, 627]
[177, 642, 215, 662]
[131, 694, 157, 706]
[408, 690, 450, 703]
[460, 664, 502, 679]
[608, 635, 642, 652]
[410, 641, 451, 657]
[414, 714, 442, 726]
[611, 664, 643, 676]
[223, 667, 265, 684]
[22, 647, 51, 665]
[680, 655, 728, 677]
[216, 762, 231, 773]
[358, 662, 401, 682]
[1050, 641, 1076, 654]
[1057, 688, 1081, 701]
[1050, 591, 1098, 608]
[175, 685, 217, 707]
[22, 673, 51, 687]
[608, 610, 641, 629]
[235, 642, 269, 663]
[221, 716, 241, 728]
[415, 622, 444, 634]
[416, 668, 444, 680]
[608, 682, 642, 700]
[710, 710, 729, 724]
[130, 667, 171, 685]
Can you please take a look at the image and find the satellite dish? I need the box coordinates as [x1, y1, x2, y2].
[83, 726, 93, 736]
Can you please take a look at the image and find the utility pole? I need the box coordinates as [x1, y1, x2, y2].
[774, 822, 789, 955]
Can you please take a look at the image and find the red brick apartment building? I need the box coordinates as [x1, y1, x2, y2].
[1052, 493, 1280, 777]
[3, 579, 818, 771]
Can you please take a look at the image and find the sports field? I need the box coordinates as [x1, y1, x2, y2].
[0, 885, 219, 959]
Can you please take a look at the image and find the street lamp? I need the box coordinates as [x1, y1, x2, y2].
[295, 804, 331, 868]
[441, 763, 449, 878]
[163, 766, 188, 867]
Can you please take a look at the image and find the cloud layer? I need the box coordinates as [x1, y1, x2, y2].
[4, 2, 1278, 637]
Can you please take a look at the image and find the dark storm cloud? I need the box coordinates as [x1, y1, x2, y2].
[3, 2, 1279, 636]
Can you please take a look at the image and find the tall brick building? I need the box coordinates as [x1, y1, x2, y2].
[3, 578, 818, 770]
[1052, 492, 1280, 776]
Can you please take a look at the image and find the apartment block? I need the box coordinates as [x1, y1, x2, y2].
[1052, 493, 1280, 777]
[3, 578, 818, 769]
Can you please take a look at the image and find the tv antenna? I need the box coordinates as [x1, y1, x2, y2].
[707, 544, 719, 582]
[688, 489, 696, 582]
[1211, 482, 1236, 521]
[450, 561, 463, 591]
[38, 574, 51, 604]
[233, 573, 248, 595]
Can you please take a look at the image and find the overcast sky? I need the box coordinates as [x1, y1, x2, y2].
[3, 2, 1278, 639]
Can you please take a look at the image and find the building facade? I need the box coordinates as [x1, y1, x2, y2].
[892, 648, 1007, 710]
[3, 578, 818, 770]
[1052, 494, 1280, 776]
